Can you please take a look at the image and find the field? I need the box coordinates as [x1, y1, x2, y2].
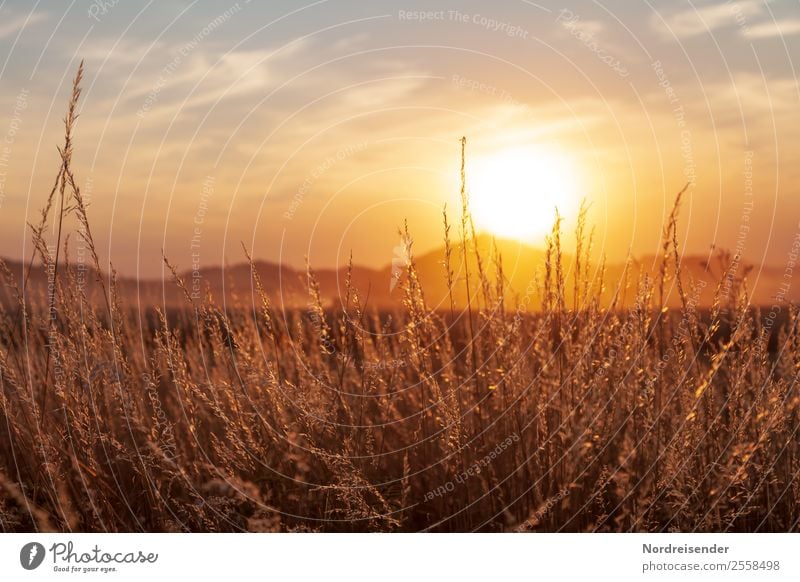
[1, 65, 798, 533]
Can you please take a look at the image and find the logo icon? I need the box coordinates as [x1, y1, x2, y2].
[20, 542, 45, 570]
[389, 233, 413, 292]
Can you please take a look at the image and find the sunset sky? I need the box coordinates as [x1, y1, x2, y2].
[0, 0, 798, 277]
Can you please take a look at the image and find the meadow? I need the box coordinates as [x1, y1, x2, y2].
[1, 64, 798, 533]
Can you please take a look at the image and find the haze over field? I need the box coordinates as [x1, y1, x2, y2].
[4, 235, 800, 310]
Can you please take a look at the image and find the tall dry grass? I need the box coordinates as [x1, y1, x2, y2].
[0, 66, 798, 532]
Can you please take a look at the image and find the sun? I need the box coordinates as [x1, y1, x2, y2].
[468, 146, 581, 242]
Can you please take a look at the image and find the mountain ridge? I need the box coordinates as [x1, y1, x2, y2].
[0, 238, 792, 310]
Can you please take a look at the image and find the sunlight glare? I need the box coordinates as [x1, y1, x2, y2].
[468, 146, 581, 242]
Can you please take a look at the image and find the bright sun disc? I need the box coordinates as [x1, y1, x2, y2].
[469, 146, 580, 242]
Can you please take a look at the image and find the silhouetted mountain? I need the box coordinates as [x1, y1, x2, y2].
[1, 240, 794, 312]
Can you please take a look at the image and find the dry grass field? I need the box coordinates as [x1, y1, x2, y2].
[1, 65, 798, 533]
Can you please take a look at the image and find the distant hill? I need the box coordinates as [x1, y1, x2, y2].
[0, 239, 793, 311]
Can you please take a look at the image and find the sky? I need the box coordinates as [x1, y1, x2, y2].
[0, 0, 798, 278]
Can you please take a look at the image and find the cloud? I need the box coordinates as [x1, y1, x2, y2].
[706, 72, 800, 117]
[654, 1, 763, 38]
[0, 10, 47, 39]
[169, 42, 315, 112]
[81, 37, 168, 67]
[743, 18, 800, 38]
[104, 39, 312, 122]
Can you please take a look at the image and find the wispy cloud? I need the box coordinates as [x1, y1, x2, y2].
[81, 37, 168, 67]
[744, 18, 800, 39]
[654, 1, 763, 38]
[0, 10, 47, 39]
[706, 72, 800, 116]
[161, 41, 313, 113]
